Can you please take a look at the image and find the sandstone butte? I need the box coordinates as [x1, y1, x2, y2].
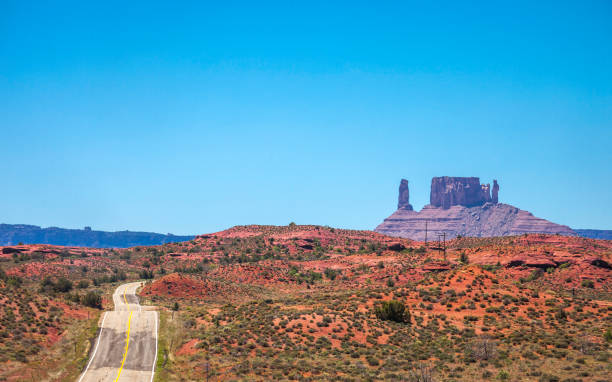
[375, 176, 576, 241]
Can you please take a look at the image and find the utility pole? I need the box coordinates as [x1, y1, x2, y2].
[443, 232, 446, 262]
[436, 233, 447, 261]
[424, 221, 428, 248]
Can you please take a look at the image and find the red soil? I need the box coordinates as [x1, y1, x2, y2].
[141, 273, 240, 299]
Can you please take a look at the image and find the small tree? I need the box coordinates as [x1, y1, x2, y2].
[139, 269, 154, 279]
[172, 302, 179, 311]
[459, 252, 469, 264]
[374, 300, 410, 323]
[53, 277, 73, 293]
[81, 291, 102, 309]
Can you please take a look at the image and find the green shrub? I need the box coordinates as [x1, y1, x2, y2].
[526, 269, 543, 282]
[604, 328, 612, 343]
[581, 279, 594, 288]
[139, 269, 154, 279]
[81, 291, 102, 308]
[538, 373, 559, 382]
[374, 300, 410, 323]
[324, 268, 339, 280]
[366, 355, 379, 366]
[53, 277, 73, 293]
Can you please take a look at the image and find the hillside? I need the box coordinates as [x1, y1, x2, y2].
[2, 224, 610, 381]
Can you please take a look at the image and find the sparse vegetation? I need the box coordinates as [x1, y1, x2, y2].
[1, 227, 610, 381]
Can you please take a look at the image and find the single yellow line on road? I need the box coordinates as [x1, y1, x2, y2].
[114, 286, 133, 381]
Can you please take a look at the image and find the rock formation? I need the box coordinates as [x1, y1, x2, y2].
[492, 180, 499, 204]
[397, 179, 413, 210]
[430, 176, 497, 209]
[376, 177, 576, 240]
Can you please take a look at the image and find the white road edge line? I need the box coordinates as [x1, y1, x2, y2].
[150, 310, 159, 382]
[77, 311, 108, 382]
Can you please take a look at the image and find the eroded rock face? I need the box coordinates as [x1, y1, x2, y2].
[430, 177, 494, 209]
[397, 179, 413, 210]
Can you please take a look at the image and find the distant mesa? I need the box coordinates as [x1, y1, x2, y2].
[0, 223, 194, 248]
[375, 176, 577, 240]
[573, 229, 612, 241]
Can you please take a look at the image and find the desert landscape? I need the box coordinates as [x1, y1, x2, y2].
[1, 224, 610, 381]
[3, 2, 611, 381]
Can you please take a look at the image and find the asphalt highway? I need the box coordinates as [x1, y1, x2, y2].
[78, 282, 158, 382]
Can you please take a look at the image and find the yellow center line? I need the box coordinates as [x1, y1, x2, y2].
[114, 286, 133, 382]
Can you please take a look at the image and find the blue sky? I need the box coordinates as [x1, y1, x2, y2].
[1, 1, 611, 234]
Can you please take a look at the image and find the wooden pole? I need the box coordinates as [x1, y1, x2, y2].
[424, 221, 428, 248]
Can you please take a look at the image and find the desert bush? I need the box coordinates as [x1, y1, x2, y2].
[53, 277, 73, 293]
[81, 291, 102, 308]
[554, 309, 567, 322]
[408, 363, 434, 382]
[538, 374, 560, 382]
[324, 268, 339, 280]
[604, 328, 612, 343]
[581, 279, 594, 288]
[471, 336, 497, 360]
[525, 269, 544, 282]
[139, 269, 154, 279]
[374, 300, 410, 323]
[497, 370, 509, 380]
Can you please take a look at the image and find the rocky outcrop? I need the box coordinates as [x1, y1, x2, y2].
[376, 177, 576, 240]
[397, 179, 413, 210]
[430, 177, 497, 209]
[492, 180, 499, 204]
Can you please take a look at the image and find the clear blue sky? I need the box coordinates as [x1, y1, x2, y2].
[1, 1, 611, 234]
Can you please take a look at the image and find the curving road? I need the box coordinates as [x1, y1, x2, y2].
[78, 282, 158, 382]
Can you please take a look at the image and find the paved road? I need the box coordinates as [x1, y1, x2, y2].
[78, 282, 158, 382]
